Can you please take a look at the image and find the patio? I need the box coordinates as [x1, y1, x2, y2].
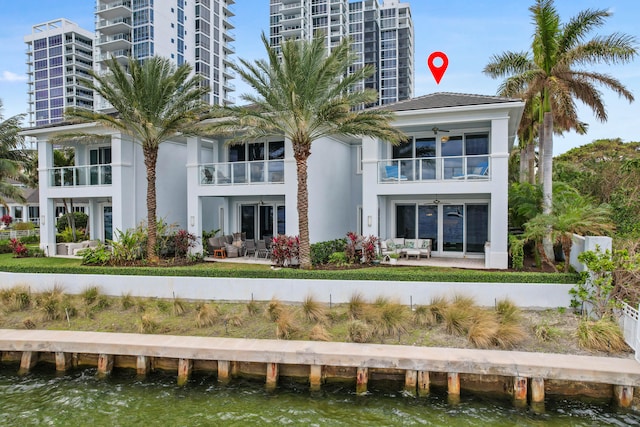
[204, 255, 487, 269]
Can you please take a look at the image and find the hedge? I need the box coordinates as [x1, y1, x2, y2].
[0, 263, 578, 284]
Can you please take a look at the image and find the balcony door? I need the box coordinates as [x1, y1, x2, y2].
[90, 146, 112, 185]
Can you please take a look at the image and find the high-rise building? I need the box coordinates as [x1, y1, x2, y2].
[24, 19, 94, 127]
[94, 0, 236, 109]
[269, 0, 414, 105]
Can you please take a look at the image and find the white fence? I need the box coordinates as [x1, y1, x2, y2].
[618, 301, 640, 362]
[0, 229, 39, 240]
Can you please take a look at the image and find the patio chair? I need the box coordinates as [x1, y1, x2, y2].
[224, 243, 239, 258]
[245, 240, 257, 257]
[452, 162, 489, 180]
[416, 238, 432, 259]
[256, 240, 269, 258]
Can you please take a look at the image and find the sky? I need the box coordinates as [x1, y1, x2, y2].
[0, 0, 638, 155]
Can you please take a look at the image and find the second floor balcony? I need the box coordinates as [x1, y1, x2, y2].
[378, 155, 490, 183]
[199, 160, 284, 186]
[49, 164, 112, 187]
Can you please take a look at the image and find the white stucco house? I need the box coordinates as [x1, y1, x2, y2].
[25, 92, 523, 268]
[187, 93, 524, 269]
[23, 122, 188, 257]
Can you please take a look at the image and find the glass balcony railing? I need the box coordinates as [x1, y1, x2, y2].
[378, 155, 490, 183]
[49, 164, 112, 187]
[199, 160, 284, 186]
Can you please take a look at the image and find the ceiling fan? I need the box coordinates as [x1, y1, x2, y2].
[431, 126, 450, 135]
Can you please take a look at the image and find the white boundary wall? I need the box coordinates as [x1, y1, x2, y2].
[0, 272, 573, 309]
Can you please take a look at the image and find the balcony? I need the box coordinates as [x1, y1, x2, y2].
[49, 165, 112, 187]
[199, 160, 284, 186]
[378, 156, 490, 183]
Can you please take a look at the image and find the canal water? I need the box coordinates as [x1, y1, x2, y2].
[0, 364, 637, 426]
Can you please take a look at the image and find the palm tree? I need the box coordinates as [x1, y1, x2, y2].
[484, 0, 637, 216]
[207, 34, 405, 269]
[67, 56, 211, 262]
[0, 100, 26, 208]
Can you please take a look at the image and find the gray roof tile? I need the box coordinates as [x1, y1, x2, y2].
[376, 92, 523, 112]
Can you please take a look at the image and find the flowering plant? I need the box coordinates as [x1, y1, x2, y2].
[9, 238, 28, 258]
[270, 234, 300, 267]
[1, 215, 12, 227]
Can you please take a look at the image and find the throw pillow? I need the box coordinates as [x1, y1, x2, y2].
[422, 240, 431, 248]
[387, 240, 396, 250]
[405, 240, 415, 249]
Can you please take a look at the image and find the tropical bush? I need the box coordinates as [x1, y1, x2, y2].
[13, 222, 35, 231]
[270, 234, 300, 267]
[1, 215, 12, 227]
[310, 238, 346, 265]
[55, 212, 88, 233]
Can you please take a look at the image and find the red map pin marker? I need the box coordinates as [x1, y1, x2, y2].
[428, 51, 449, 84]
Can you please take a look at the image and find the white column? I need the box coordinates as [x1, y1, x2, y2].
[361, 137, 379, 237]
[37, 139, 56, 255]
[489, 117, 510, 269]
[187, 136, 203, 253]
[284, 137, 298, 236]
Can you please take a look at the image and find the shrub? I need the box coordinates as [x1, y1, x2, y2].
[571, 247, 619, 319]
[577, 318, 627, 352]
[412, 305, 435, 327]
[0, 239, 11, 254]
[310, 324, 331, 341]
[81, 245, 113, 266]
[56, 212, 88, 233]
[347, 320, 373, 343]
[246, 300, 260, 316]
[443, 304, 474, 336]
[267, 298, 285, 321]
[19, 234, 39, 244]
[0, 285, 31, 312]
[195, 303, 220, 327]
[509, 234, 524, 270]
[138, 314, 159, 334]
[57, 226, 88, 243]
[1, 215, 12, 227]
[173, 297, 187, 316]
[345, 232, 360, 263]
[13, 222, 35, 231]
[328, 251, 348, 266]
[310, 238, 346, 265]
[370, 300, 407, 337]
[9, 238, 28, 258]
[493, 322, 527, 349]
[348, 292, 366, 320]
[534, 322, 561, 342]
[468, 311, 500, 349]
[495, 299, 521, 324]
[81, 286, 100, 305]
[270, 235, 300, 267]
[171, 229, 197, 258]
[275, 309, 297, 339]
[121, 292, 134, 310]
[302, 295, 326, 323]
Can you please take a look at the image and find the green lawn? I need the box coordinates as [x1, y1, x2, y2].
[0, 253, 578, 284]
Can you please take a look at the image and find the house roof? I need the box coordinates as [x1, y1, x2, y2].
[377, 92, 523, 112]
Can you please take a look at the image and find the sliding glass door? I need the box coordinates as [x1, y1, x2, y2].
[395, 203, 487, 254]
[240, 204, 286, 241]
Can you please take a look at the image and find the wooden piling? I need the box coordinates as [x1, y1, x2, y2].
[55, 352, 71, 372]
[309, 365, 322, 392]
[266, 362, 279, 391]
[613, 385, 634, 408]
[531, 377, 545, 403]
[513, 376, 528, 403]
[404, 370, 417, 396]
[218, 360, 230, 384]
[136, 355, 151, 376]
[97, 353, 113, 378]
[18, 351, 38, 375]
[356, 367, 368, 395]
[418, 371, 430, 397]
[447, 372, 460, 396]
[177, 358, 192, 386]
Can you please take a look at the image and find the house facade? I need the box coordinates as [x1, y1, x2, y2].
[186, 93, 523, 269]
[24, 122, 188, 257]
[26, 92, 522, 268]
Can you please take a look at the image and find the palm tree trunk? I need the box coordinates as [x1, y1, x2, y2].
[518, 146, 528, 183]
[542, 111, 555, 260]
[293, 141, 312, 270]
[143, 145, 159, 263]
[527, 142, 536, 185]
